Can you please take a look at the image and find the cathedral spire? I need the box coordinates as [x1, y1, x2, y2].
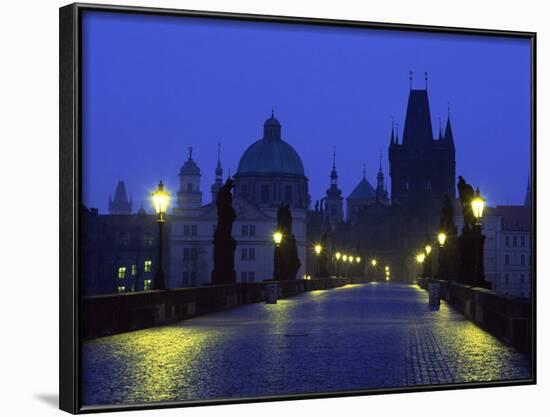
[444, 105, 455, 148]
[331, 146, 338, 186]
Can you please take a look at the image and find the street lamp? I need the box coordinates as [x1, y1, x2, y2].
[152, 180, 170, 290]
[471, 188, 486, 225]
[273, 231, 283, 280]
[273, 231, 283, 247]
[371, 259, 377, 267]
[356, 257, 361, 264]
[438, 232, 447, 247]
[335, 252, 342, 277]
[342, 254, 348, 262]
[314, 243, 322, 277]
[425, 245, 432, 256]
[416, 253, 425, 264]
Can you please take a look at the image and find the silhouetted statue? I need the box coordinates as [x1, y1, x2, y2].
[315, 200, 319, 212]
[457, 176, 475, 234]
[273, 203, 301, 280]
[211, 179, 237, 284]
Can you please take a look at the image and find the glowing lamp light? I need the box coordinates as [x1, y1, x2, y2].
[335, 252, 342, 260]
[342, 254, 348, 262]
[314, 244, 322, 255]
[356, 257, 361, 263]
[416, 253, 426, 264]
[471, 188, 486, 223]
[371, 259, 377, 267]
[349, 256, 355, 263]
[152, 181, 170, 221]
[386, 276, 390, 281]
[273, 231, 283, 247]
[385, 266, 389, 271]
[438, 232, 447, 247]
[425, 245, 432, 255]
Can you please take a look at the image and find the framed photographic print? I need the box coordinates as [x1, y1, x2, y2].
[59, 3, 536, 414]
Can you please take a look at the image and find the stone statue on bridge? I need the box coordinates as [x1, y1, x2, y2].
[274, 203, 301, 280]
[456, 176, 490, 289]
[211, 179, 237, 285]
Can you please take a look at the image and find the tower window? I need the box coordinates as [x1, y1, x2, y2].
[144, 279, 152, 291]
[131, 264, 137, 276]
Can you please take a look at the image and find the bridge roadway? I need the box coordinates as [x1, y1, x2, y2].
[82, 283, 531, 406]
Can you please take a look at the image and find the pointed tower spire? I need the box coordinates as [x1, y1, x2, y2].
[444, 104, 455, 148]
[331, 146, 338, 186]
[438, 117, 443, 140]
[211, 142, 223, 203]
[395, 122, 399, 145]
[376, 150, 385, 201]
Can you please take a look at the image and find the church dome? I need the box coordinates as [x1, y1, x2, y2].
[236, 114, 305, 177]
[179, 148, 201, 176]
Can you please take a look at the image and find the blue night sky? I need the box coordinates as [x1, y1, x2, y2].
[82, 11, 531, 213]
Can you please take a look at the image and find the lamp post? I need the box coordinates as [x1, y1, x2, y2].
[424, 242, 433, 279]
[314, 243, 322, 277]
[152, 180, 170, 290]
[438, 232, 447, 248]
[471, 188, 486, 286]
[273, 231, 283, 280]
[342, 254, 348, 277]
[371, 258, 377, 281]
[335, 251, 341, 277]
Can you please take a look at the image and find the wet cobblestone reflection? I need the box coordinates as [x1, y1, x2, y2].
[82, 284, 531, 406]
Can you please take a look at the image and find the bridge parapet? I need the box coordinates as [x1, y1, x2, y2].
[417, 279, 531, 352]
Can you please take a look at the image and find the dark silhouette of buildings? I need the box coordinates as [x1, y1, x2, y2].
[308, 80, 456, 280]
[81, 205, 170, 295]
[108, 180, 132, 215]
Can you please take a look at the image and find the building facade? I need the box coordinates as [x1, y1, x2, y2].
[168, 113, 308, 288]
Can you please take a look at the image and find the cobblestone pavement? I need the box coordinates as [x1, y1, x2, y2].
[82, 283, 531, 406]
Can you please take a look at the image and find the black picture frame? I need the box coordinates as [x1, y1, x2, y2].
[59, 3, 537, 414]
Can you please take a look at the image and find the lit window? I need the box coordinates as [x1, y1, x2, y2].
[131, 264, 137, 276]
[117, 285, 126, 293]
[144, 260, 152, 272]
[143, 279, 152, 291]
[117, 267, 126, 279]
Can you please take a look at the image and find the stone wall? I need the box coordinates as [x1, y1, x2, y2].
[82, 277, 370, 340]
[417, 278, 531, 352]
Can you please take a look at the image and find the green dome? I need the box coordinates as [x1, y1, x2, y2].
[236, 114, 305, 177]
